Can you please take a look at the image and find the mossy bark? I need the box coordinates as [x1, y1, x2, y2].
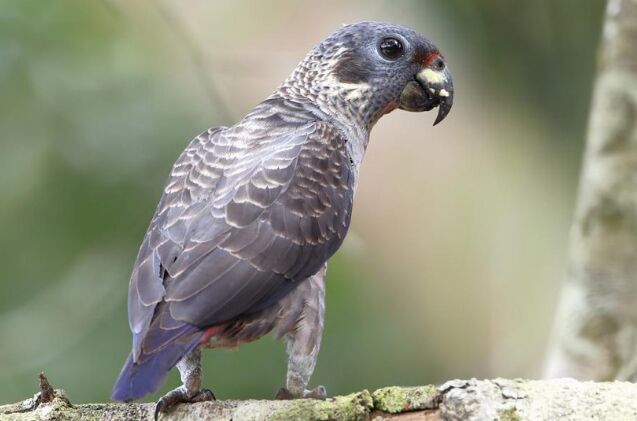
[3, 379, 637, 420]
[545, 0, 637, 381]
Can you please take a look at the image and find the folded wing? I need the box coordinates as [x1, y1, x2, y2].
[127, 120, 354, 362]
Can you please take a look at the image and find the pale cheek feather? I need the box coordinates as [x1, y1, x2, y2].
[321, 75, 371, 103]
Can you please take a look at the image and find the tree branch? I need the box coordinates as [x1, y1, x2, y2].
[3, 377, 637, 420]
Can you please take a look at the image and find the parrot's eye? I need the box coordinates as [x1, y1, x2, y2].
[379, 37, 404, 60]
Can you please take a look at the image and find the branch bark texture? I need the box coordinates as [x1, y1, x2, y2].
[2, 379, 637, 421]
[545, 0, 637, 381]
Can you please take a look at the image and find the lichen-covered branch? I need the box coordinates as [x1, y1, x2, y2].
[3, 378, 637, 421]
[544, 0, 637, 381]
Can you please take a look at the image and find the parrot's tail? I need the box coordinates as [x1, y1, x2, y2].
[111, 329, 202, 402]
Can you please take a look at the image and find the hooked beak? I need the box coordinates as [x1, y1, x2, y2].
[398, 64, 454, 126]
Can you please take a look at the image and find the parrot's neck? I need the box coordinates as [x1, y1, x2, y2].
[277, 84, 371, 170]
[278, 53, 395, 169]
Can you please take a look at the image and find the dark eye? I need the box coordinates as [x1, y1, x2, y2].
[379, 37, 404, 60]
[434, 58, 445, 71]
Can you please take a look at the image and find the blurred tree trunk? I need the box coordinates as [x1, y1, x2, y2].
[544, 0, 637, 380]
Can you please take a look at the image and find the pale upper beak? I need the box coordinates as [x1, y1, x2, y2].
[398, 62, 454, 126]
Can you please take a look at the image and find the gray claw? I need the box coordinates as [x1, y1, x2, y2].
[305, 385, 327, 400]
[154, 388, 216, 420]
[274, 385, 327, 400]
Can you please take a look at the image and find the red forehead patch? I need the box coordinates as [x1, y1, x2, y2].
[421, 51, 440, 66]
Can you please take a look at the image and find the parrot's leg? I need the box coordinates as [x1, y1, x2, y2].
[154, 347, 215, 420]
[276, 269, 327, 400]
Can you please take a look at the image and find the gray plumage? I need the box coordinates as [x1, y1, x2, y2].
[112, 21, 453, 413]
[130, 115, 352, 340]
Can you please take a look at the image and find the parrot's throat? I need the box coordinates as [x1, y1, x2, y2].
[278, 50, 395, 169]
[279, 45, 390, 133]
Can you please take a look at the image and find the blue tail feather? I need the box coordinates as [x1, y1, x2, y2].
[111, 332, 202, 402]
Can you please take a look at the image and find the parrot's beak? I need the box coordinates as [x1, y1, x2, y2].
[398, 65, 453, 126]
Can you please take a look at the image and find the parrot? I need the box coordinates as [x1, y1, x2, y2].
[111, 21, 453, 417]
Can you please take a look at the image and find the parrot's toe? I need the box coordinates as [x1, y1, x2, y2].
[191, 388, 216, 402]
[274, 387, 294, 400]
[306, 385, 327, 399]
[274, 385, 327, 400]
[154, 387, 216, 420]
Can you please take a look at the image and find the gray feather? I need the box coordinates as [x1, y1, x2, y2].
[127, 100, 354, 358]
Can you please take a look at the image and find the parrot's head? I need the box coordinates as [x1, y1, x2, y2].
[285, 22, 454, 128]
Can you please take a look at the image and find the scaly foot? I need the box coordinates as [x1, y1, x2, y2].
[275, 385, 327, 400]
[154, 387, 215, 420]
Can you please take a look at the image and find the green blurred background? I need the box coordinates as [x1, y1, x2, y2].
[0, 0, 605, 404]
